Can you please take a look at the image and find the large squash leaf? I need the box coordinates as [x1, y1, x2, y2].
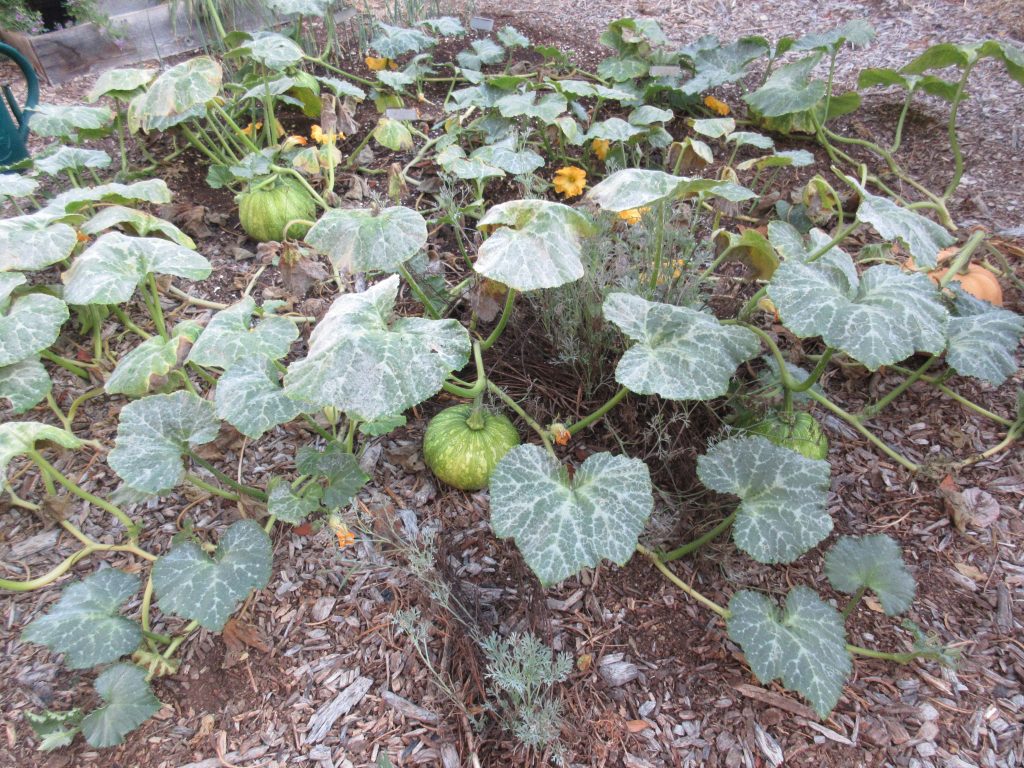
[854, 186, 954, 269]
[44, 179, 172, 215]
[681, 37, 768, 94]
[604, 293, 760, 400]
[237, 32, 304, 70]
[87, 67, 156, 101]
[107, 391, 219, 494]
[824, 534, 915, 616]
[214, 357, 303, 439]
[697, 436, 832, 563]
[80, 664, 160, 748]
[370, 22, 435, 58]
[0, 422, 82, 477]
[35, 146, 112, 176]
[0, 359, 51, 415]
[186, 297, 297, 369]
[744, 54, 827, 117]
[767, 254, 948, 370]
[29, 104, 113, 141]
[304, 206, 426, 273]
[727, 587, 851, 718]
[130, 57, 222, 131]
[284, 275, 470, 420]
[0, 293, 69, 367]
[62, 233, 211, 306]
[105, 321, 202, 397]
[21, 569, 141, 669]
[489, 445, 653, 585]
[587, 168, 753, 212]
[945, 291, 1024, 386]
[0, 213, 77, 272]
[152, 519, 272, 630]
[495, 91, 567, 123]
[81, 206, 195, 248]
[474, 200, 595, 291]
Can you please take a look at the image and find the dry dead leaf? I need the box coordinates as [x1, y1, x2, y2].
[626, 719, 650, 733]
[469, 279, 507, 323]
[955, 562, 986, 582]
[157, 202, 216, 239]
[960, 487, 1000, 529]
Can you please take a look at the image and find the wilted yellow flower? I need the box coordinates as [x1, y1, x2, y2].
[284, 135, 308, 149]
[592, 138, 610, 160]
[703, 95, 730, 116]
[553, 166, 587, 199]
[241, 121, 263, 136]
[311, 124, 344, 145]
[336, 525, 356, 549]
[550, 423, 571, 446]
[618, 207, 650, 225]
[365, 56, 398, 71]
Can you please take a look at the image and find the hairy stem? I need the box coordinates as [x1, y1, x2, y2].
[660, 511, 737, 563]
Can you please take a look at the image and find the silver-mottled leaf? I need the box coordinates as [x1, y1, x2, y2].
[727, 587, 851, 718]
[945, 290, 1024, 386]
[186, 297, 297, 368]
[105, 322, 201, 397]
[304, 206, 426, 273]
[855, 187, 954, 269]
[284, 275, 470, 420]
[130, 57, 222, 131]
[496, 91, 567, 123]
[0, 359, 51, 415]
[29, 104, 113, 140]
[370, 22, 436, 58]
[698, 436, 832, 563]
[63, 232, 211, 305]
[152, 519, 272, 630]
[87, 67, 156, 101]
[44, 179, 172, 214]
[0, 213, 77, 272]
[21, 569, 141, 669]
[0, 421, 83, 477]
[585, 117, 645, 142]
[824, 534, 915, 616]
[586, 168, 754, 212]
[691, 117, 736, 138]
[266, 477, 321, 525]
[107, 391, 219, 494]
[0, 293, 68, 367]
[418, 16, 465, 36]
[242, 32, 304, 69]
[604, 293, 759, 400]
[35, 146, 112, 176]
[489, 445, 653, 585]
[0, 174, 38, 199]
[682, 38, 767, 94]
[744, 54, 827, 117]
[81, 206, 195, 248]
[470, 141, 545, 175]
[80, 664, 160, 748]
[215, 357, 303, 439]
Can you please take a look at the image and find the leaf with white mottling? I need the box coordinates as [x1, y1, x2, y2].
[87, 68, 156, 101]
[682, 37, 767, 94]
[474, 200, 595, 291]
[698, 436, 832, 563]
[107, 391, 219, 494]
[370, 23, 435, 58]
[44, 179, 172, 215]
[604, 293, 759, 400]
[215, 357, 303, 439]
[372, 117, 413, 151]
[35, 146, 112, 176]
[186, 297, 297, 369]
[0, 175, 38, 199]
[152, 519, 272, 630]
[691, 118, 736, 138]
[489, 445, 653, 585]
[727, 587, 851, 718]
[25, 709, 83, 752]
[284, 275, 470, 420]
[21, 570, 141, 669]
[470, 141, 545, 175]
[744, 54, 827, 117]
[418, 16, 465, 36]
[80, 664, 160, 748]
[629, 105, 673, 126]
[854, 186, 954, 269]
[238, 32, 304, 69]
[0, 359, 51, 415]
[81, 206, 195, 248]
[585, 117, 645, 142]
[0, 422, 82, 477]
[0, 214, 77, 272]
[262, 0, 332, 13]
[496, 91, 567, 123]
[768, 254, 948, 370]
[728, 130, 774, 149]
[266, 478, 321, 524]
[105, 322, 201, 397]
[317, 76, 365, 101]
[30, 104, 113, 140]
[825, 535, 915, 616]
[587, 168, 754, 212]
[305, 206, 426, 273]
[63, 232, 211, 305]
[0, 293, 69, 367]
[738, 149, 815, 170]
[945, 290, 1024, 386]
[597, 56, 649, 82]
[295, 442, 369, 508]
[130, 57, 222, 131]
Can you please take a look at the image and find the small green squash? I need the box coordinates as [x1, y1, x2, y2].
[423, 405, 519, 491]
[743, 412, 829, 460]
[238, 175, 317, 243]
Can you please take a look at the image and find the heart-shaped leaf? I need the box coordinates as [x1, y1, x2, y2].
[35, 146, 112, 176]
[596, 56, 649, 82]
[152, 519, 272, 630]
[681, 37, 767, 94]
[767, 255, 948, 370]
[63, 233, 211, 306]
[371, 22, 436, 58]
[296, 442, 369, 508]
[419, 16, 465, 36]
[745, 54, 827, 117]
[585, 117, 645, 142]
[489, 445, 653, 586]
[691, 117, 736, 138]
[437, 145, 505, 180]
[372, 117, 414, 151]
[44, 179, 172, 214]
[30, 104, 113, 141]
[0, 422, 82, 477]
[604, 293, 760, 400]
[470, 141, 545, 175]
[587, 168, 754, 212]
[497, 25, 529, 48]
[266, 477, 321, 524]
[629, 105, 673, 126]
[305, 206, 426, 273]
[284, 275, 470, 420]
[825, 534, 915, 616]
[0, 293, 69, 367]
[186, 297, 297, 369]
[318, 76, 366, 101]
[945, 290, 1024, 386]
[474, 200, 595, 291]
[0, 213, 77, 272]
[727, 587, 851, 718]
[457, 38, 505, 70]
[697, 436, 832, 563]
[80, 664, 161, 748]
[215, 357, 304, 439]
[130, 57, 222, 131]
[0, 174, 38, 200]
[105, 321, 201, 397]
[239, 32, 304, 69]
[87, 67, 156, 101]
[854, 186, 955, 269]
[21, 569, 141, 669]
[496, 91, 567, 123]
[728, 130, 774, 149]
[81, 206, 195, 248]
[0, 359, 51, 415]
[108, 391, 219, 494]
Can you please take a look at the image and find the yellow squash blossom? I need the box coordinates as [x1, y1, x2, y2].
[311, 124, 344, 145]
[241, 121, 263, 136]
[336, 525, 356, 549]
[553, 166, 587, 199]
[550, 423, 571, 446]
[618, 207, 650, 225]
[283, 135, 308, 149]
[703, 95, 730, 116]
[365, 56, 398, 71]
[591, 138, 610, 160]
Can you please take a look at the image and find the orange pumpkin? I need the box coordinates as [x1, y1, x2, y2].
[905, 255, 1003, 306]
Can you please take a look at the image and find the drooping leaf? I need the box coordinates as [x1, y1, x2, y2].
[853, 186, 955, 269]
[266, 477, 321, 524]
[792, 20, 875, 52]
[727, 587, 851, 718]
[238, 32, 304, 69]
[470, 141, 545, 175]
[80, 664, 161, 748]
[35, 146, 112, 176]
[0, 174, 38, 200]
[824, 535, 915, 616]
[489, 445, 653, 585]
[0, 213, 78, 272]
[0, 293, 69, 367]
[284, 275, 470, 420]
[25, 709, 83, 752]
[317, 76, 366, 101]
[29, 104, 113, 140]
[437, 144, 505, 180]
[681, 37, 768, 94]
[0, 422, 82, 477]
[945, 289, 1024, 386]
[604, 293, 760, 400]
[296, 442, 369, 508]
[107, 391, 219, 494]
[596, 56, 649, 82]
[691, 117, 736, 138]
[586, 168, 754, 212]
[697, 436, 832, 563]
[496, 91, 568, 123]
[105, 321, 202, 397]
[130, 57, 222, 131]
[152, 519, 272, 630]
[418, 16, 465, 36]
[370, 23, 436, 58]
[21, 569, 141, 669]
[44, 179, 173, 214]
[304, 206, 426, 273]
[457, 38, 505, 69]
[737, 149, 815, 170]
[474, 200, 595, 291]
[372, 117, 414, 151]
[767, 254, 948, 370]
[87, 67, 156, 101]
[0, 359, 51, 415]
[80, 206, 196, 248]
[727, 130, 774, 149]
[186, 297, 297, 369]
[585, 117, 645, 142]
[628, 105, 673, 126]
[62, 233, 211, 306]
[497, 25, 529, 48]
[744, 54, 827, 117]
[262, 0, 332, 13]
[215, 357, 303, 439]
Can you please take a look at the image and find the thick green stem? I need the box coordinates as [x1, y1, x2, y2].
[187, 454, 268, 501]
[890, 365, 1015, 428]
[112, 306, 151, 339]
[842, 585, 867, 620]
[40, 349, 92, 380]
[637, 545, 729, 618]
[660, 511, 737, 563]
[566, 387, 629, 436]
[147, 273, 168, 339]
[30, 452, 140, 537]
[861, 355, 937, 418]
[942, 66, 972, 201]
[186, 473, 241, 501]
[846, 643, 922, 664]
[936, 230, 987, 289]
[648, 201, 667, 293]
[479, 289, 516, 351]
[486, 381, 554, 455]
[162, 620, 200, 660]
[805, 389, 920, 472]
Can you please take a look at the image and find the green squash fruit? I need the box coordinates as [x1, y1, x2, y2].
[423, 405, 520, 491]
[238, 175, 317, 243]
[743, 412, 829, 460]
